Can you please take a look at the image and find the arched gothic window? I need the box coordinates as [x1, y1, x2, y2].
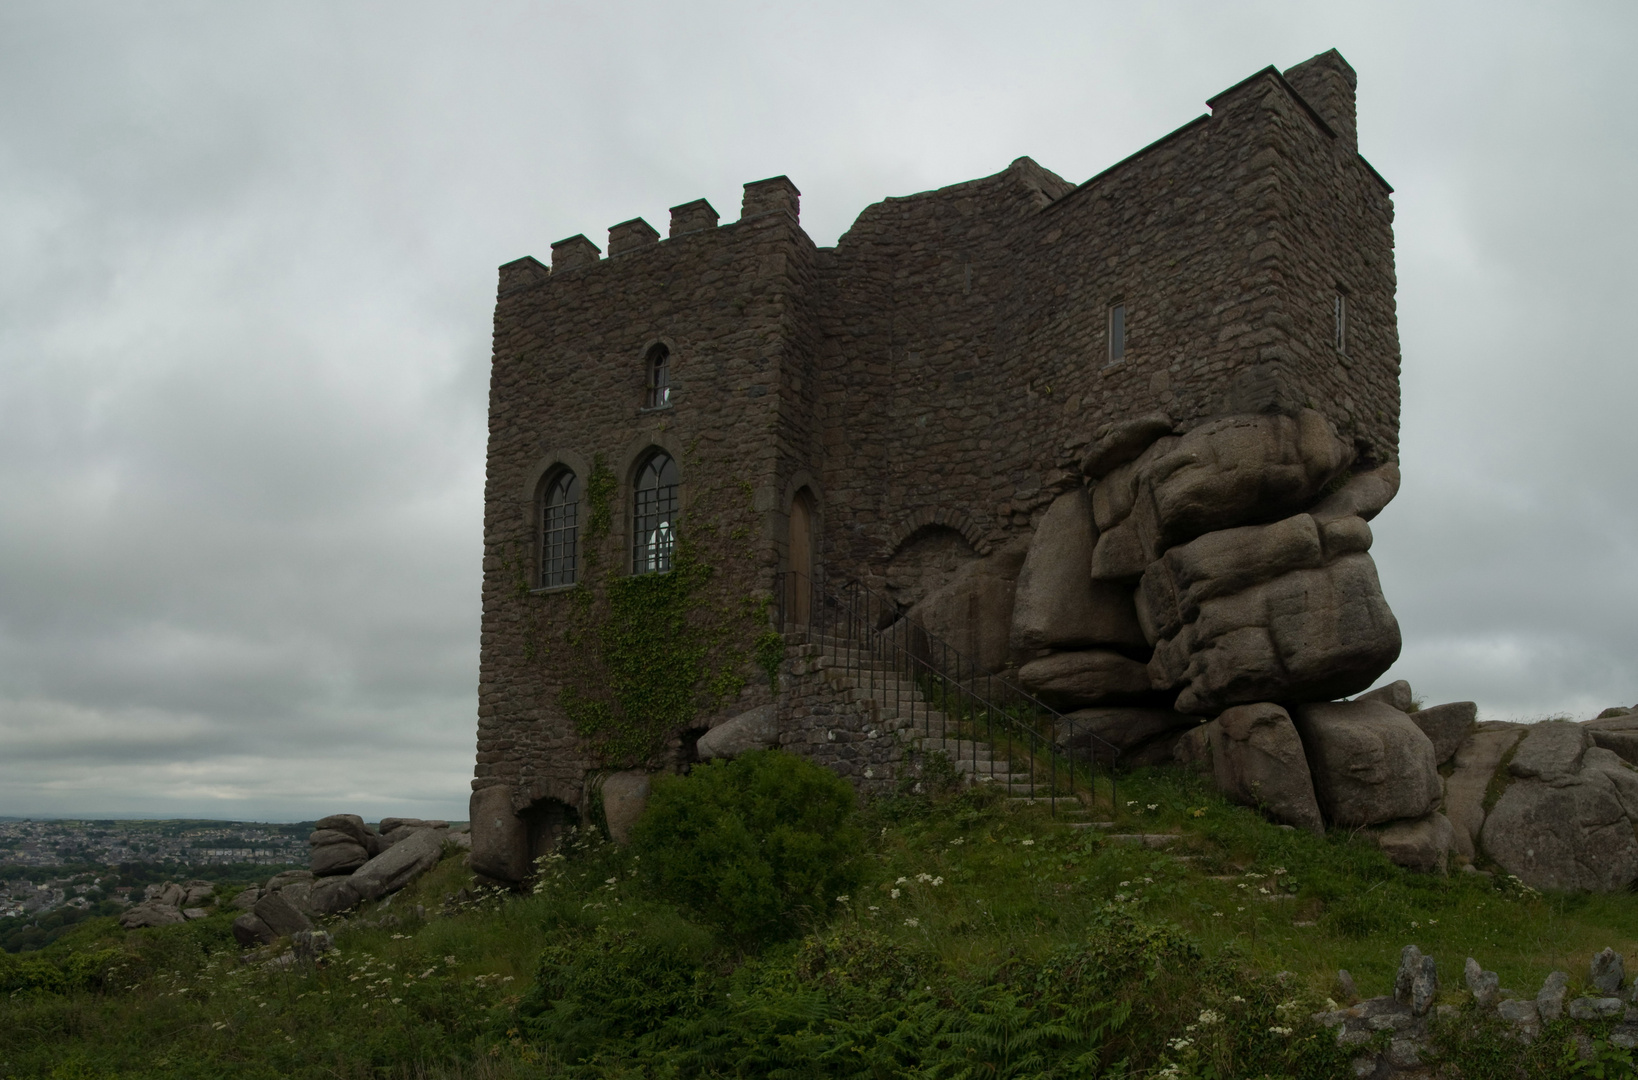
[633, 451, 679, 574]
[644, 344, 671, 409]
[540, 470, 580, 587]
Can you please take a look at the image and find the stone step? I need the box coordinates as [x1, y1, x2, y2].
[1068, 821, 1118, 830]
[915, 738, 992, 758]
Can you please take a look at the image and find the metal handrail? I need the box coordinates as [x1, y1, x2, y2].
[773, 570, 1118, 815]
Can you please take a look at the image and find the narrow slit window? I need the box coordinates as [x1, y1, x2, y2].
[1334, 292, 1348, 353]
[540, 470, 580, 587]
[644, 344, 671, 409]
[1108, 303, 1126, 363]
[633, 451, 679, 574]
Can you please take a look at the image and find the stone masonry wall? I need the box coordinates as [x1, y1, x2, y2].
[774, 642, 903, 798]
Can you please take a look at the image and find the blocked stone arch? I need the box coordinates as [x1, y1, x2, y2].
[886, 507, 992, 559]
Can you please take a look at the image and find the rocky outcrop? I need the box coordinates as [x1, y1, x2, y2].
[1442, 721, 1524, 859]
[1368, 813, 1458, 875]
[1410, 700, 1476, 766]
[1480, 722, 1638, 892]
[902, 542, 1025, 674]
[350, 828, 446, 903]
[1291, 700, 1441, 827]
[1057, 707, 1196, 767]
[470, 785, 530, 884]
[118, 879, 215, 930]
[1009, 489, 1146, 654]
[696, 704, 778, 759]
[1017, 649, 1152, 707]
[599, 771, 652, 844]
[1207, 703, 1324, 834]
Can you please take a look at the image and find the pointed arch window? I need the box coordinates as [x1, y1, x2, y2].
[633, 451, 679, 574]
[540, 470, 580, 587]
[644, 344, 671, 409]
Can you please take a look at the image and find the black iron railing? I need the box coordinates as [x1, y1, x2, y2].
[773, 571, 1118, 814]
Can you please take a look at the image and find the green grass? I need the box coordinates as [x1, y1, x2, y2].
[7, 767, 1638, 1077]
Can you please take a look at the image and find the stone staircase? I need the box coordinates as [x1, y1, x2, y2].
[803, 630, 1084, 810]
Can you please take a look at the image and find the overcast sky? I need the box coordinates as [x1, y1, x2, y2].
[2, 2, 1635, 821]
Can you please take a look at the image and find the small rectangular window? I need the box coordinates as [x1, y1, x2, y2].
[1334, 292, 1348, 354]
[1108, 303, 1126, 363]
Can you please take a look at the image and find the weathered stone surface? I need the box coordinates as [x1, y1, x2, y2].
[1136, 514, 1325, 644]
[904, 544, 1024, 674]
[600, 770, 651, 844]
[266, 870, 314, 893]
[309, 876, 361, 916]
[1209, 702, 1323, 833]
[1011, 489, 1146, 653]
[1412, 701, 1476, 766]
[308, 828, 356, 848]
[314, 814, 370, 847]
[1081, 412, 1174, 480]
[291, 929, 335, 961]
[1308, 464, 1400, 524]
[1141, 410, 1354, 548]
[696, 704, 778, 759]
[311, 841, 369, 877]
[231, 886, 261, 910]
[1058, 707, 1195, 754]
[350, 827, 445, 903]
[1291, 700, 1441, 827]
[1571, 997, 1625, 1020]
[1480, 726, 1638, 892]
[1465, 957, 1500, 1007]
[1592, 948, 1626, 995]
[1509, 721, 1589, 782]
[1497, 998, 1540, 1028]
[119, 902, 185, 929]
[1017, 649, 1153, 707]
[1443, 722, 1525, 858]
[277, 881, 314, 914]
[1356, 679, 1413, 712]
[145, 882, 184, 907]
[232, 911, 276, 947]
[182, 880, 215, 906]
[1172, 720, 1215, 772]
[1151, 553, 1401, 714]
[1370, 813, 1456, 874]
[182, 907, 210, 921]
[1538, 971, 1570, 1021]
[252, 891, 314, 938]
[1394, 945, 1438, 1016]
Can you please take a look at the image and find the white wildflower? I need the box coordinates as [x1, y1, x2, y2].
[890, 889, 901, 899]
[1197, 1009, 1222, 1026]
[1268, 1025, 1293, 1036]
[1021, 839, 1035, 846]
[904, 918, 919, 927]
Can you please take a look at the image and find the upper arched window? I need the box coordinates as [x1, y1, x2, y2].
[633, 451, 679, 574]
[540, 469, 580, 587]
[644, 344, 671, 409]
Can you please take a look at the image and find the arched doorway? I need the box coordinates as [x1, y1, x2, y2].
[789, 488, 815, 625]
[518, 797, 579, 863]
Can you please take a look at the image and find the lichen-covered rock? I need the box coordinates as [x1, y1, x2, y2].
[1017, 649, 1153, 707]
[469, 784, 529, 884]
[1150, 553, 1400, 715]
[599, 770, 652, 844]
[1208, 702, 1324, 833]
[1412, 701, 1477, 766]
[1369, 812, 1457, 874]
[1011, 489, 1146, 653]
[252, 891, 313, 938]
[350, 827, 446, 903]
[1394, 945, 1439, 1017]
[1056, 706, 1195, 767]
[232, 911, 276, 947]
[696, 704, 778, 759]
[308, 876, 361, 916]
[1291, 700, 1441, 827]
[1592, 948, 1626, 995]
[119, 902, 186, 929]
[310, 840, 369, 877]
[1481, 723, 1638, 892]
[1465, 957, 1500, 1007]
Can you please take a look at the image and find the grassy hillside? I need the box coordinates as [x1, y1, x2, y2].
[6, 761, 1638, 1078]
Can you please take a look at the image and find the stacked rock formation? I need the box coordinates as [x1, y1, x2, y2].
[117, 880, 215, 929]
[230, 814, 466, 945]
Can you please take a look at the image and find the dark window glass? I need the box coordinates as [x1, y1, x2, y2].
[633, 452, 679, 574]
[541, 471, 580, 587]
[1109, 303, 1126, 362]
[645, 345, 671, 409]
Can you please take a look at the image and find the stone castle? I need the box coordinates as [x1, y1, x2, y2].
[468, 49, 1420, 882]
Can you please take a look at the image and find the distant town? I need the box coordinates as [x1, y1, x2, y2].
[0, 817, 312, 949]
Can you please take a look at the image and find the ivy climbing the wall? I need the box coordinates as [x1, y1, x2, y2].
[521, 452, 774, 769]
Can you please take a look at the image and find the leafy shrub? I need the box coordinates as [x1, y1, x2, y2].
[631, 749, 865, 944]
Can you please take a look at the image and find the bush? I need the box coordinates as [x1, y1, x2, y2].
[631, 749, 865, 944]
